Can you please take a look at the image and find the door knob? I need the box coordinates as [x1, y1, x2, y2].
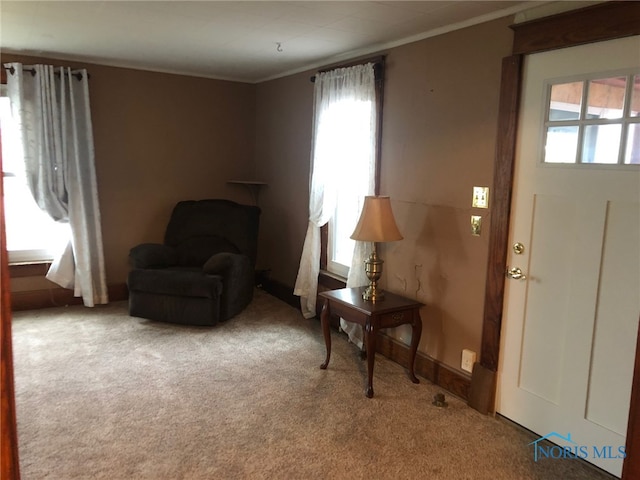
[506, 267, 526, 280]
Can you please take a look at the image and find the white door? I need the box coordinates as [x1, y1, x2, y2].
[496, 36, 640, 478]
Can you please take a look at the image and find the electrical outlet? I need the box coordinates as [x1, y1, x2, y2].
[461, 349, 476, 373]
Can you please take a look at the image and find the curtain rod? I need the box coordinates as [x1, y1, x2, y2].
[310, 56, 385, 83]
[5, 65, 89, 81]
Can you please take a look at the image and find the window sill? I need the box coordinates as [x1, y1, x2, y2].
[319, 270, 347, 289]
[9, 262, 51, 278]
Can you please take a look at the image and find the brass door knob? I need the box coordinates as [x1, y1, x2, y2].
[506, 267, 526, 280]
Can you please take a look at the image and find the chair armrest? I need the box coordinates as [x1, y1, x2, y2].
[203, 252, 253, 320]
[129, 243, 178, 269]
[202, 252, 241, 274]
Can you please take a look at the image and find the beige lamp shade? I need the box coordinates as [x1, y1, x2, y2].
[350, 196, 403, 242]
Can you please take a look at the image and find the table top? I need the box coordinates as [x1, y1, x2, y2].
[319, 287, 423, 316]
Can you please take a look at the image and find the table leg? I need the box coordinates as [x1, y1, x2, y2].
[364, 320, 376, 398]
[320, 300, 331, 370]
[408, 311, 423, 384]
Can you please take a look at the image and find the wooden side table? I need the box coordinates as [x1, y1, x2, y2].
[319, 287, 423, 398]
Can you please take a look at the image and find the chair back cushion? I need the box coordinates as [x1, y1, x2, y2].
[164, 199, 261, 267]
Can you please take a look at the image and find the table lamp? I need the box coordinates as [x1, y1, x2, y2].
[350, 196, 403, 301]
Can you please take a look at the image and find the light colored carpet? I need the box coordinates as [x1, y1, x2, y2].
[12, 290, 613, 479]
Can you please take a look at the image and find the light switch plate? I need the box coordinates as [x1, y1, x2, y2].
[472, 186, 489, 209]
[471, 215, 482, 236]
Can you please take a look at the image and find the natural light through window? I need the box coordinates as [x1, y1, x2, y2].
[0, 94, 69, 263]
[321, 98, 374, 277]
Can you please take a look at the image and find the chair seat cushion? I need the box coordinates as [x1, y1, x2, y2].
[128, 268, 223, 299]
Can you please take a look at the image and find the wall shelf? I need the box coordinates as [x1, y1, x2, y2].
[227, 180, 267, 205]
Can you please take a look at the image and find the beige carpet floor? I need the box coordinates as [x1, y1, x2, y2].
[12, 289, 614, 479]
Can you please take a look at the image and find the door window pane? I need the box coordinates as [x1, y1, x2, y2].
[582, 124, 622, 164]
[549, 82, 582, 121]
[587, 77, 626, 119]
[630, 75, 640, 117]
[625, 123, 640, 164]
[545, 125, 578, 163]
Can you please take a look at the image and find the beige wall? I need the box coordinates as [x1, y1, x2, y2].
[382, 17, 513, 370]
[254, 72, 314, 278]
[255, 17, 514, 371]
[2, 54, 256, 288]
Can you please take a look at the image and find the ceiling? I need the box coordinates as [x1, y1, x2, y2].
[1, 1, 547, 83]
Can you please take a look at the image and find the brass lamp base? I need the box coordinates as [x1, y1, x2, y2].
[363, 249, 384, 302]
[362, 284, 384, 302]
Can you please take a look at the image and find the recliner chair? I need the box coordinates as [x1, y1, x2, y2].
[127, 199, 260, 326]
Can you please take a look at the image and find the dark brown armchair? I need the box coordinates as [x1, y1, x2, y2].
[127, 199, 260, 326]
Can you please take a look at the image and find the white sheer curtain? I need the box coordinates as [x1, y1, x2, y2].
[6, 63, 108, 307]
[294, 63, 377, 347]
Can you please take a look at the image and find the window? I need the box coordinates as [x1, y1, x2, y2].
[0, 90, 69, 263]
[543, 72, 640, 165]
[321, 61, 383, 279]
[294, 60, 383, 319]
[325, 97, 375, 277]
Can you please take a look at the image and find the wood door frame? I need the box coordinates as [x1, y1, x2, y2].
[476, 2, 640, 478]
[1, 128, 21, 478]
